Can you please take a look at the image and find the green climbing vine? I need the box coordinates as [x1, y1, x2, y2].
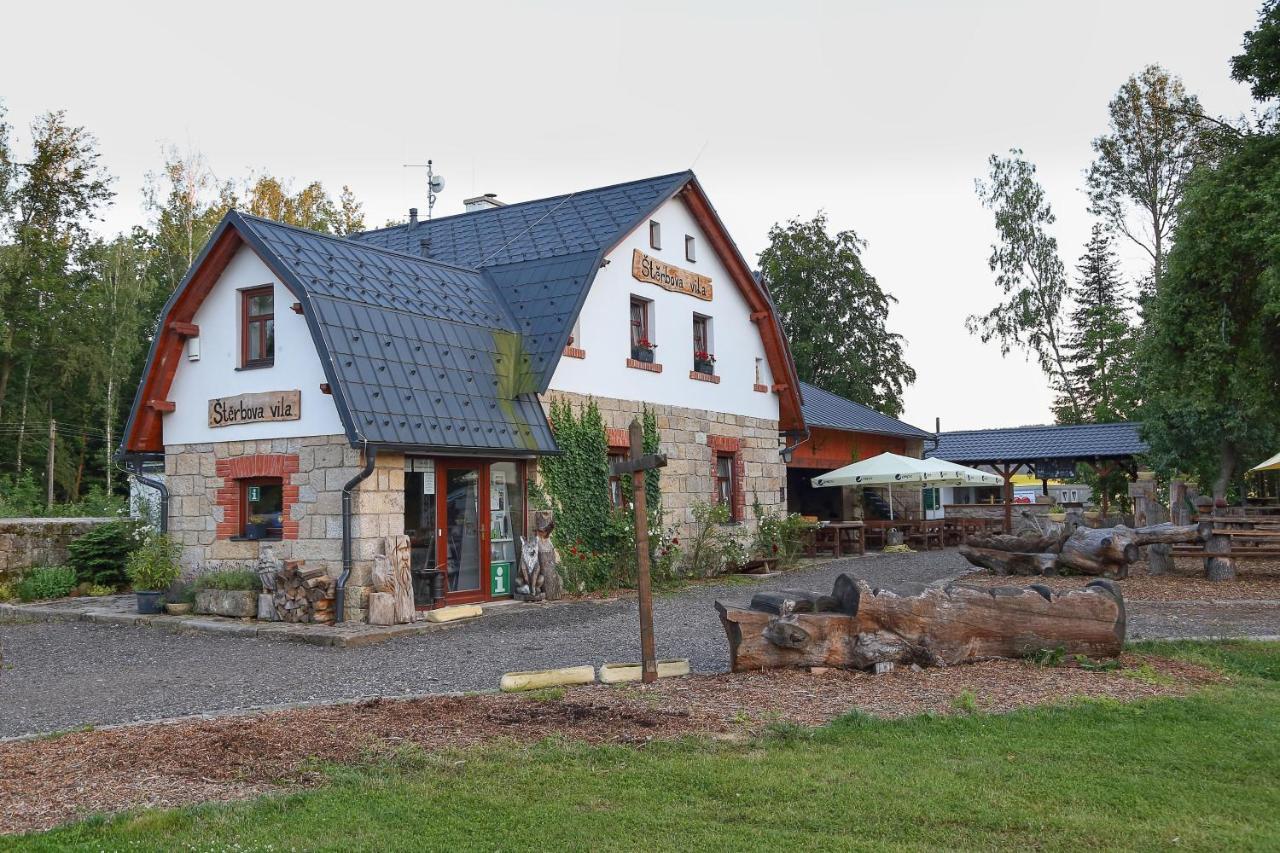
[537, 399, 676, 591]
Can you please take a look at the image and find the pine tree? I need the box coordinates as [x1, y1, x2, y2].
[1054, 225, 1138, 424]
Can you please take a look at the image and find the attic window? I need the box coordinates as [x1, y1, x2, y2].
[242, 286, 274, 369]
[649, 220, 661, 250]
[685, 235, 696, 262]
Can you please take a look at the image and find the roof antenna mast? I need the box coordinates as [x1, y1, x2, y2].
[402, 159, 446, 220]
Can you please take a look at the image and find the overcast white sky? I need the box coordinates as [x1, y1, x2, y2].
[0, 0, 1262, 431]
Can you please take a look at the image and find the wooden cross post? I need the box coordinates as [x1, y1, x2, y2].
[609, 417, 667, 684]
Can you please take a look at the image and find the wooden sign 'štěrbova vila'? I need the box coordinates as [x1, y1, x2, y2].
[208, 390, 301, 428]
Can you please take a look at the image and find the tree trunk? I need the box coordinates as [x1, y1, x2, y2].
[1213, 440, 1237, 502]
[958, 545, 1059, 576]
[959, 522, 1202, 578]
[716, 574, 1125, 671]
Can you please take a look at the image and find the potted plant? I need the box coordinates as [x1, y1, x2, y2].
[1047, 504, 1067, 522]
[193, 569, 263, 618]
[244, 513, 269, 541]
[1083, 508, 1102, 522]
[631, 338, 656, 363]
[693, 350, 716, 375]
[125, 531, 181, 615]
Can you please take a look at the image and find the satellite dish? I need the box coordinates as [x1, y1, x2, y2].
[429, 174, 446, 193]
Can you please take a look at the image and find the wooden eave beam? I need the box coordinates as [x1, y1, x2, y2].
[167, 321, 199, 337]
[124, 226, 244, 453]
[147, 400, 176, 413]
[677, 183, 805, 433]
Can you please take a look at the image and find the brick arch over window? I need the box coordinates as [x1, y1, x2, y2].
[214, 454, 300, 540]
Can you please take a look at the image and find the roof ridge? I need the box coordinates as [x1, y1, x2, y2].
[233, 210, 484, 276]
[352, 170, 694, 237]
[940, 421, 1139, 435]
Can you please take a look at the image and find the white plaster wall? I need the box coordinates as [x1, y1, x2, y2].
[164, 246, 346, 445]
[547, 196, 779, 421]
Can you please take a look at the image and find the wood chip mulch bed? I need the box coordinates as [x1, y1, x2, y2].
[956, 559, 1280, 602]
[0, 655, 1222, 836]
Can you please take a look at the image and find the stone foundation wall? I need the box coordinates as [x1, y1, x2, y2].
[165, 435, 404, 623]
[540, 391, 786, 537]
[0, 517, 117, 579]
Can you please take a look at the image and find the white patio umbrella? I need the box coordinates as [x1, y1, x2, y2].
[811, 452, 1003, 520]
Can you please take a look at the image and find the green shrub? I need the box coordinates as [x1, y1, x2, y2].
[0, 579, 17, 602]
[86, 583, 116, 597]
[0, 474, 127, 518]
[125, 532, 181, 591]
[194, 569, 261, 592]
[67, 519, 142, 588]
[15, 566, 78, 602]
[683, 501, 747, 577]
[752, 501, 818, 570]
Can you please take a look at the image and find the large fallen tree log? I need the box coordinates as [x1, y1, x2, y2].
[960, 522, 1204, 579]
[716, 574, 1125, 672]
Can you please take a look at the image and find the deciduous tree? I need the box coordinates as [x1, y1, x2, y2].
[970, 150, 1080, 420]
[1087, 65, 1218, 298]
[758, 212, 915, 418]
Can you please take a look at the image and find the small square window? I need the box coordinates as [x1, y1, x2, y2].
[685, 235, 696, 262]
[242, 477, 283, 539]
[649, 220, 661, 250]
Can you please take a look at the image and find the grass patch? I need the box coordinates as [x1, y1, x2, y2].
[10, 642, 1280, 851]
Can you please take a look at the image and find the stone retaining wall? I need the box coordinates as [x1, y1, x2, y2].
[165, 434, 403, 623]
[540, 391, 786, 538]
[0, 517, 118, 579]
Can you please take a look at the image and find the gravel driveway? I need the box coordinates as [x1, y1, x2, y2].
[0, 551, 960, 737]
[2, 549, 1277, 738]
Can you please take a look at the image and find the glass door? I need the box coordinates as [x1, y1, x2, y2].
[438, 462, 484, 601]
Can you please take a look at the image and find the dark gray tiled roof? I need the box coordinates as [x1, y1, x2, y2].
[351, 173, 692, 389]
[799, 382, 931, 439]
[235, 213, 555, 454]
[926, 422, 1147, 463]
[353, 172, 692, 267]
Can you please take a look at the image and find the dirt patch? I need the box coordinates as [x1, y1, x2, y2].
[956, 560, 1280, 602]
[0, 655, 1221, 836]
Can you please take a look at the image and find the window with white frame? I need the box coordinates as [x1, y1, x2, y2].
[649, 220, 661, 250]
[685, 234, 696, 262]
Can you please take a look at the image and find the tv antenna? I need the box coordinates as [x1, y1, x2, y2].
[403, 159, 446, 219]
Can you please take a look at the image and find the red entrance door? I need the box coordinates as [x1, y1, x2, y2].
[436, 461, 488, 604]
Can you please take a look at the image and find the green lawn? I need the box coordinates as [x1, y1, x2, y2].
[7, 642, 1280, 852]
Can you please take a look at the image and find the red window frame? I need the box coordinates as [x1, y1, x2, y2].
[630, 297, 651, 348]
[693, 314, 709, 356]
[241, 285, 274, 368]
[608, 450, 629, 509]
[241, 476, 284, 539]
[715, 453, 735, 519]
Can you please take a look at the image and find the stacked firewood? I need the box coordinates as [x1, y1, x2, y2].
[272, 559, 336, 624]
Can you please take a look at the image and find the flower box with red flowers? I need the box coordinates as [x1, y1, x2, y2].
[693, 350, 716, 375]
[631, 339, 657, 363]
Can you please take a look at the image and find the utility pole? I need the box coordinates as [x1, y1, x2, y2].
[46, 419, 56, 508]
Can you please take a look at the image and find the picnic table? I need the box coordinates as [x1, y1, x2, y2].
[805, 521, 865, 558]
[861, 518, 947, 551]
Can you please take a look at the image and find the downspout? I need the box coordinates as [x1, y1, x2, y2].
[335, 443, 377, 624]
[125, 455, 169, 534]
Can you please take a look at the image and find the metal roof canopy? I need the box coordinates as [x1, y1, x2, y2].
[926, 422, 1148, 474]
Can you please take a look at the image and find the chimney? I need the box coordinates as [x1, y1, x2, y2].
[463, 193, 505, 212]
[408, 207, 418, 226]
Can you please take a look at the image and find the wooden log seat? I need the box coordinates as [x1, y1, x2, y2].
[715, 573, 1125, 672]
[960, 523, 1204, 579]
